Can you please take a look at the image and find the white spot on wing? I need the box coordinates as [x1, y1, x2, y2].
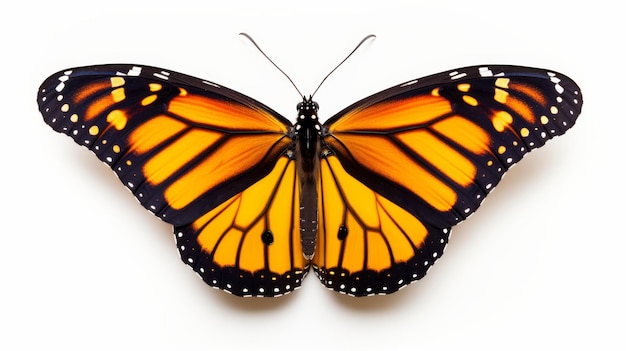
[449, 70, 469, 80]
[450, 72, 467, 80]
[127, 66, 142, 76]
[202, 80, 220, 88]
[154, 71, 169, 80]
[479, 67, 493, 77]
[401, 79, 419, 87]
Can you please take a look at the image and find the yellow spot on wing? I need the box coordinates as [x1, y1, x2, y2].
[106, 110, 128, 130]
[111, 87, 125, 102]
[141, 94, 158, 106]
[149, 83, 162, 92]
[491, 110, 513, 132]
[457, 83, 471, 92]
[88, 125, 99, 135]
[495, 77, 510, 89]
[520, 127, 530, 137]
[494, 88, 508, 104]
[462, 95, 478, 106]
[110, 77, 125, 88]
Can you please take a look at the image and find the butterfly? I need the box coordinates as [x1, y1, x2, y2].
[37, 48, 582, 297]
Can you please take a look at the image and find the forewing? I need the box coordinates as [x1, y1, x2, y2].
[324, 65, 582, 228]
[38, 64, 293, 226]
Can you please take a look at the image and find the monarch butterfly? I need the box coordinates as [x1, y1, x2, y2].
[37, 37, 582, 297]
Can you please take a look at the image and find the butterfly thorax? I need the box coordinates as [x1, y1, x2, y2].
[295, 96, 321, 259]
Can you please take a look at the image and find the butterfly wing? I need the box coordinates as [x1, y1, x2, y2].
[315, 154, 450, 295]
[175, 154, 308, 296]
[38, 64, 307, 296]
[314, 65, 582, 296]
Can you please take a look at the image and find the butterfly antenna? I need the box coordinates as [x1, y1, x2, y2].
[240, 33, 304, 98]
[311, 34, 376, 98]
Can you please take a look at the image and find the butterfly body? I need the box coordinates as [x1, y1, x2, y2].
[38, 63, 582, 297]
[294, 98, 322, 258]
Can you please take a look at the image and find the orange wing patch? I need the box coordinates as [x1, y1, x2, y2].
[168, 94, 289, 132]
[326, 93, 493, 215]
[41, 66, 293, 226]
[175, 156, 308, 296]
[160, 133, 291, 210]
[329, 94, 452, 132]
[329, 133, 460, 211]
[313, 154, 449, 295]
[324, 71, 577, 229]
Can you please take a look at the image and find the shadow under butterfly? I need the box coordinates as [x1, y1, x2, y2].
[37, 34, 583, 297]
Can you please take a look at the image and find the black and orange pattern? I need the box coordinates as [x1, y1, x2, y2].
[38, 64, 582, 297]
[313, 66, 582, 295]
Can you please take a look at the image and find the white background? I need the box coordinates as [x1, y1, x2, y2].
[2, 1, 622, 349]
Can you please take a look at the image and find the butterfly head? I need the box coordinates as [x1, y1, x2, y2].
[296, 96, 319, 118]
[295, 96, 321, 132]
